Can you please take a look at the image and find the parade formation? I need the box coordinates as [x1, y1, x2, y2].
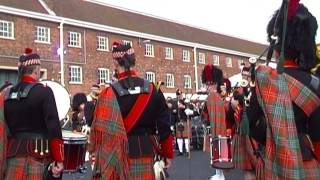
[0, 0, 320, 180]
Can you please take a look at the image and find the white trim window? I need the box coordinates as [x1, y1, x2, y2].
[145, 71, 156, 83]
[35, 26, 50, 43]
[68, 31, 81, 47]
[198, 52, 206, 64]
[122, 40, 133, 47]
[98, 68, 110, 84]
[97, 36, 109, 51]
[145, 44, 154, 57]
[226, 57, 233, 67]
[69, 65, 82, 84]
[165, 47, 173, 60]
[184, 75, 192, 89]
[182, 50, 190, 62]
[0, 20, 14, 39]
[166, 74, 175, 88]
[213, 55, 220, 66]
[238, 59, 244, 67]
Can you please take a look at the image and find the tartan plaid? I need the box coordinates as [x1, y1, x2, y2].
[129, 156, 155, 180]
[284, 74, 320, 116]
[90, 87, 130, 180]
[232, 134, 255, 170]
[207, 91, 227, 137]
[0, 89, 9, 177]
[4, 156, 48, 180]
[255, 65, 320, 179]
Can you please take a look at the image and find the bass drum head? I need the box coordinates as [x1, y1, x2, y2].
[40, 80, 70, 120]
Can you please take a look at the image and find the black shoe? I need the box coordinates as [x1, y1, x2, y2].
[177, 152, 183, 156]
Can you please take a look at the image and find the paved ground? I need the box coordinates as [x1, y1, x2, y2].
[62, 150, 243, 180]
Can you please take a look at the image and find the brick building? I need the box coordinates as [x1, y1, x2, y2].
[0, 0, 268, 97]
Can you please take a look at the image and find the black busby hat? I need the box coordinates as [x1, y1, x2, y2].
[18, 48, 41, 68]
[201, 64, 223, 85]
[176, 88, 182, 96]
[112, 41, 136, 69]
[72, 93, 87, 111]
[267, 0, 319, 71]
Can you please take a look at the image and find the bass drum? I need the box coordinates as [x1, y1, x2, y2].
[40, 80, 70, 121]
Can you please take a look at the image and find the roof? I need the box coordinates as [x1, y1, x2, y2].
[0, 0, 48, 14]
[0, 0, 268, 55]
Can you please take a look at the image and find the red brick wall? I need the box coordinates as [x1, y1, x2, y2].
[0, 13, 246, 96]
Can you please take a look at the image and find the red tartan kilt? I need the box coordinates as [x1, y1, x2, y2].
[231, 134, 255, 170]
[4, 156, 49, 180]
[129, 156, 155, 180]
[302, 159, 320, 180]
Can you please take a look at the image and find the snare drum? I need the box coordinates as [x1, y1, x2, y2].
[210, 136, 234, 169]
[62, 130, 87, 172]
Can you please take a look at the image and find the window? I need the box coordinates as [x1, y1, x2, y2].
[122, 40, 133, 47]
[226, 57, 233, 67]
[165, 47, 173, 60]
[198, 52, 206, 64]
[182, 50, 190, 62]
[184, 75, 192, 89]
[69, 66, 82, 84]
[98, 68, 110, 84]
[145, 44, 154, 57]
[97, 36, 109, 51]
[35, 26, 50, 43]
[145, 72, 156, 83]
[68, 31, 81, 47]
[166, 74, 175, 88]
[0, 20, 14, 39]
[238, 59, 244, 67]
[213, 55, 220, 66]
[199, 80, 207, 90]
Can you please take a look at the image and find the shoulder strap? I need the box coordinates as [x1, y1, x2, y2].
[6, 83, 39, 100]
[124, 83, 154, 133]
[111, 82, 130, 96]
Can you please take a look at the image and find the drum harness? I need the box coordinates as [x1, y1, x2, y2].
[4, 83, 51, 158]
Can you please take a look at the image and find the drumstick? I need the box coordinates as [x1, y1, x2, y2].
[203, 125, 207, 152]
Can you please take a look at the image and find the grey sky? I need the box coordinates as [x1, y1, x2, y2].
[96, 0, 320, 44]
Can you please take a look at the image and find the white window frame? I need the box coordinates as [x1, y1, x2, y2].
[213, 55, 220, 66]
[238, 59, 244, 67]
[145, 43, 154, 57]
[0, 20, 14, 39]
[122, 40, 133, 47]
[165, 47, 173, 60]
[69, 65, 82, 84]
[98, 68, 110, 84]
[145, 71, 156, 83]
[182, 50, 190, 62]
[97, 36, 109, 51]
[198, 52, 206, 64]
[35, 26, 50, 44]
[184, 75, 192, 89]
[68, 31, 81, 48]
[166, 74, 175, 88]
[226, 57, 233, 67]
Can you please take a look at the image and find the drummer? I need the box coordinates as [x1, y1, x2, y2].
[0, 48, 64, 179]
[201, 64, 227, 179]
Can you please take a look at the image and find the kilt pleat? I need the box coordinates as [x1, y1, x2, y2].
[232, 134, 255, 170]
[129, 156, 155, 180]
[5, 156, 47, 180]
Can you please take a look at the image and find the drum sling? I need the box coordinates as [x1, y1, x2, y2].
[113, 82, 156, 157]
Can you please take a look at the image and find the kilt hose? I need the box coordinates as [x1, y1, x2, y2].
[4, 156, 50, 180]
[129, 156, 155, 180]
[232, 134, 255, 170]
